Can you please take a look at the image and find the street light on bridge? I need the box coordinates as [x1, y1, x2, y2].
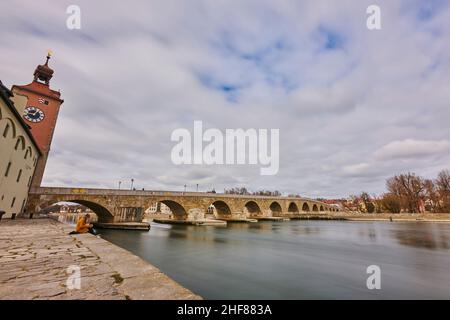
[118, 181, 121, 190]
[131, 178, 134, 190]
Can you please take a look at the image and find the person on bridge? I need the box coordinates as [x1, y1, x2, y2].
[74, 214, 98, 235]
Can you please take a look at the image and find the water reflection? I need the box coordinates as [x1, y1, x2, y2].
[101, 220, 450, 299]
[357, 228, 377, 241]
[391, 224, 450, 250]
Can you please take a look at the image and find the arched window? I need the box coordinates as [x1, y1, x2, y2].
[14, 137, 25, 150]
[2, 123, 10, 138]
[4, 162, 11, 177]
[17, 169, 22, 182]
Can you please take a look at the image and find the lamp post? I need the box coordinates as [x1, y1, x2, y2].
[118, 181, 121, 190]
[131, 178, 134, 190]
[196, 184, 199, 192]
[184, 184, 187, 192]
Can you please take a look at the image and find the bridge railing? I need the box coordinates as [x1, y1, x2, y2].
[29, 186, 324, 203]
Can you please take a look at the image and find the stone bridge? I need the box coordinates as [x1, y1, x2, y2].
[26, 187, 339, 223]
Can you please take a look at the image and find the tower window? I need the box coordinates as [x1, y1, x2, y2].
[21, 199, 26, 213]
[15, 139, 20, 150]
[4, 162, 11, 177]
[2, 124, 10, 138]
[28, 175, 32, 187]
[24, 150, 29, 159]
[11, 197, 16, 208]
[17, 169, 22, 182]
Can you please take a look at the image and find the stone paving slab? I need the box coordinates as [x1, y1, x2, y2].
[0, 218, 201, 300]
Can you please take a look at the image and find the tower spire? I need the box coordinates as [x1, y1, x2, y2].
[33, 50, 54, 85]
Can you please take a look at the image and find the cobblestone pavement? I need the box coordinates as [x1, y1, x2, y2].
[0, 218, 201, 300]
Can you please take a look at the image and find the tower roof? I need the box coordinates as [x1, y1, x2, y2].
[33, 51, 54, 85]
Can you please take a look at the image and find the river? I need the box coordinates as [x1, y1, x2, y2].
[100, 220, 450, 299]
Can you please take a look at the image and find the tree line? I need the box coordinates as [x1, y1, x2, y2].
[357, 169, 450, 213]
[224, 187, 281, 196]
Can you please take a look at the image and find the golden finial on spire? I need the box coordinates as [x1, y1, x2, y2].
[45, 49, 53, 66]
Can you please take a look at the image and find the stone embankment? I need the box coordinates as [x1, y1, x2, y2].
[0, 218, 201, 300]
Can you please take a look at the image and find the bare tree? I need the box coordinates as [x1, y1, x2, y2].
[423, 179, 438, 212]
[360, 192, 375, 213]
[436, 169, 450, 212]
[386, 173, 425, 213]
[380, 193, 402, 213]
[225, 187, 250, 195]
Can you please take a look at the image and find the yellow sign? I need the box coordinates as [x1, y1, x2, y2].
[71, 188, 87, 194]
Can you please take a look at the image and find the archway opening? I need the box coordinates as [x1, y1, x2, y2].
[209, 200, 232, 218]
[73, 200, 115, 222]
[269, 201, 282, 216]
[288, 202, 299, 214]
[312, 204, 319, 212]
[302, 202, 310, 212]
[145, 201, 172, 220]
[161, 200, 187, 220]
[320, 205, 324, 212]
[244, 201, 262, 218]
[40, 201, 100, 224]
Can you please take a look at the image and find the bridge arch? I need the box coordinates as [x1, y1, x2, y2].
[312, 204, 319, 212]
[210, 200, 232, 218]
[72, 200, 114, 222]
[36, 199, 114, 223]
[288, 202, 299, 214]
[159, 200, 188, 219]
[244, 201, 262, 218]
[269, 201, 282, 216]
[320, 205, 324, 212]
[302, 202, 310, 212]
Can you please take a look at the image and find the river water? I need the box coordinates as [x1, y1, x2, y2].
[100, 220, 450, 299]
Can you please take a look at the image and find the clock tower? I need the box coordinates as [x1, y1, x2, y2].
[11, 52, 64, 188]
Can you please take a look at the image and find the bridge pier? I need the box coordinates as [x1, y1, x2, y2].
[186, 208, 206, 221]
[216, 211, 257, 223]
[114, 206, 145, 223]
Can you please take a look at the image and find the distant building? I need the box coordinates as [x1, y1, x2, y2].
[322, 199, 345, 211]
[146, 202, 172, 214]
[206, 204, 215, 214]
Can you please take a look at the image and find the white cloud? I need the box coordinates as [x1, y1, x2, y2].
[1, 0, 450, 198]
[374, 139, 450, 160]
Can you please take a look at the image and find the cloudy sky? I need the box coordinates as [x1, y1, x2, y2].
[1, 0, 449, 198]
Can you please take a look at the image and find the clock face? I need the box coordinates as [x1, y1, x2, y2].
[23, 106, 45, 123]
